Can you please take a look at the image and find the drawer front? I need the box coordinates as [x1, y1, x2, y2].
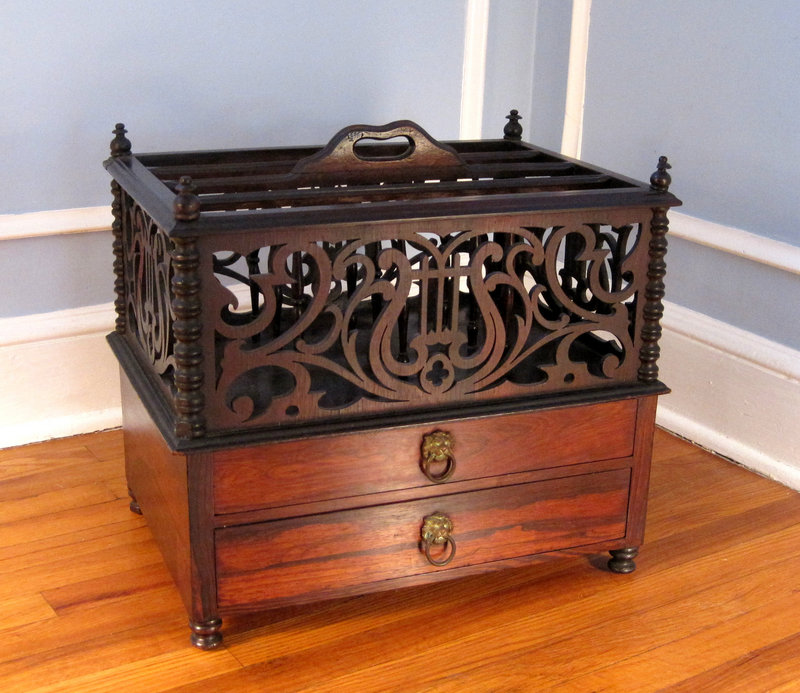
[216, 468, 630, 608]
[213, 399, 637, 514]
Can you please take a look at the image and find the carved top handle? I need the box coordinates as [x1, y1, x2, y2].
[292, 120, 468, 179]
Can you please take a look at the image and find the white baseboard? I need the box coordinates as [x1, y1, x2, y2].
[658, 301, 800, 489]
[0, 205, 111, 241]
[669, 211, 800, 276]
[3, 298, 798, 496]
[0, 304, 121, 449]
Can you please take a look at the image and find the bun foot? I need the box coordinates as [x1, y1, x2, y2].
[128, 489, 142, 515]
[608, 547, 639, 574]
[190, 618, 223, 649]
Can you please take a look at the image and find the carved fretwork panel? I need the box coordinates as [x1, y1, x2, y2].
[201, 217, 648, 430]
[121, 192, 176, 384]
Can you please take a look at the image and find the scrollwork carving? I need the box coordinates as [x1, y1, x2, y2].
[206, 220, 647, 429]
[122, 194, 175, 376]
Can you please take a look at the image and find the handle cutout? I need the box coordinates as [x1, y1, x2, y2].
[292, 120, 468, 178]
[352, 135, 415, 162]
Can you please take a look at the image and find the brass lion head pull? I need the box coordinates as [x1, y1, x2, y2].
[420, 430, 456, 483]
[420, 511, 456, 567]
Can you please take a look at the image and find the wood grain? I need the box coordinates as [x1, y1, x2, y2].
[216, 469, 629, 608]
[3, 428, 800, 691]
[213, 399, 637, 514]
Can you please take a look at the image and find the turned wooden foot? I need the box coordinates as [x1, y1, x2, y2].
[608, 547, 638, 574]
[128, 489, 143, 515]
[190, 618, 223, 649]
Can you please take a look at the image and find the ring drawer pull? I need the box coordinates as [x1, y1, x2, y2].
[420, 512, 457, 567]
[420, 431, 456, 483]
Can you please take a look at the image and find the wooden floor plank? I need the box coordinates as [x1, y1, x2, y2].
[0, 592, 56, 631]
[1, 427, 800, 692]
[0, 497, 135, 549]
[0, 522, 152, 578]
[31, 647, 242, 693]
[555, 591, 800, 692]
[0, 480, 120, 524]
[1, 584, 188, 665]
[0, 618, 190, 691]
[225, 522, 800, 693]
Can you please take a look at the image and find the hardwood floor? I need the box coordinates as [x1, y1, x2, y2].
[2, 428, 800, 692]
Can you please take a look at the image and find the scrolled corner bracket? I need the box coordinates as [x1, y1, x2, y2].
[110, 123, 132, 158]
[650, 155, 672, 192]
[503, 109, 523, 141]
[174, 176, 201, 222]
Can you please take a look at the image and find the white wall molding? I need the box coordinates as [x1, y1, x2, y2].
[561, 0, 592, 157]
[459, 0, 490, 139]
[0, 302, 115, 348]
[3, 293, 798, 494]
[0, 205, 112, 241]
[669, 211, 800, 276]
[658, 301, 800, 490]
[0, 303, 121, 449]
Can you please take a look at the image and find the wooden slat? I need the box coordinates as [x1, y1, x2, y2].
[2, 428, 800, 691]
[161, 160, 581, 195]
[143, 143, 547, 180]
[189, 173, 613, 211]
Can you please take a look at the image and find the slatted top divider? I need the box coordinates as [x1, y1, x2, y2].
[133, 121, 647, 215]
[106, 115, 681, 234]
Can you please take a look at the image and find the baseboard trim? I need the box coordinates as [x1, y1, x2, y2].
[657, 301, 800, 489]
[3, 299, 798, 493]
[0, 205, 111, 241]
[669, 211, 800, 276]
[656, 407, 800, 491]
[0, 303, 121, 449]
[1, 408, 122, 450]
[0, 302, 116, 347]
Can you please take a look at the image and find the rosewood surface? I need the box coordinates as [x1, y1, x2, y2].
[105, 111, 679, 648]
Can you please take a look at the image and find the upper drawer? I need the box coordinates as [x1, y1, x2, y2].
[213, 398, 637, 514]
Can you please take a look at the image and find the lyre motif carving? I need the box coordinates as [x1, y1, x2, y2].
[206, 220, 645, 429]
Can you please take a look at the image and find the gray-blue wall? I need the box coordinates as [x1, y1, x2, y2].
[580, 0, 800, 349]
[4, 0, 798, 351]
[1, 0, 467, 215]
[0, 0, 469, 317]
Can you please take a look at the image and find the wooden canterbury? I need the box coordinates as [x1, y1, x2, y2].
[105, 110, 680, 648]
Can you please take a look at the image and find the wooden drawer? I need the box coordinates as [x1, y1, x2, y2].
[216, 467, 630, 609]
[213, 399, 637, 514]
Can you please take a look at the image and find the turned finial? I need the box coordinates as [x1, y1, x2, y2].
[110, 123, 132, 157]
[503, 109, 523, 141]
[650, 155, 672, 192]
[174, 176, 201, 221]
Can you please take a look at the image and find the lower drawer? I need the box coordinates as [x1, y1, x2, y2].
[216, 467, 630, 609]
